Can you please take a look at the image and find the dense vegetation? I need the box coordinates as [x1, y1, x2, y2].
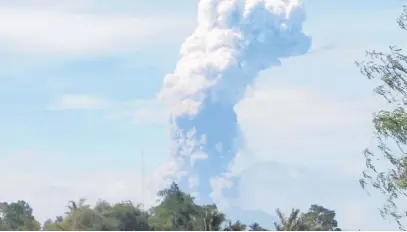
[0, 182, 341, 231]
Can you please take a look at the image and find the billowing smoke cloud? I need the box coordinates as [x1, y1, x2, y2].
[159, 0, 311, 203]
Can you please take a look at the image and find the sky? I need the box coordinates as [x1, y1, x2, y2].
[0, 0, 407, 230]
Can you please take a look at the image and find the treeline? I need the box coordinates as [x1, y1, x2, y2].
[0, 182, 341, 231]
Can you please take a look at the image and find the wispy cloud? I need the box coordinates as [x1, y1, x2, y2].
[0, 3, 193, 56]
[49, 94, 170, 125]
[51, 94, 108, 110]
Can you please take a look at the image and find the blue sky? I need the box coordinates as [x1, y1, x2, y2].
[0, 0, 406, 230]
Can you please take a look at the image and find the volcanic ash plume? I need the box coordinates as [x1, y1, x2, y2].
[159, 0, 311, 202]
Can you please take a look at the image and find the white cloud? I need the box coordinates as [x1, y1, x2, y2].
[210, 175, 234, 209]
[217, 81, 391, 229]
[234, 83, 374, 167]
[209, 47, 395, 229]
[190, 152, 208, 167]
[0, 3, 193, 55]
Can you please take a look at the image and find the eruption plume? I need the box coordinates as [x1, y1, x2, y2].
[159, 0, 311, 202]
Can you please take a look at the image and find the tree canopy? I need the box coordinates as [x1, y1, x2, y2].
[356, 4, 407, 230]
[0, 182, 342, 231]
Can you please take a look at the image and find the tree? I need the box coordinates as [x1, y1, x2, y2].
[45, 199, 150, 231]
[42, 218, 65, 231]
[356, 4, 407, 230]
[148, 182, 228, 231]
[58, 198, 91, 230]
[274, 208, 308, 231]
[200, 204, 226, 231]
[248, 222, 267, 231]
[223, 220, 247, 231]
[301, 205, 341, 231]
[108, 201, 149, 230]
[91, 200, 119, 230]
[149, 182, 201, 230]
[0, 201, 41, 231]
[57, 198, 117, 230]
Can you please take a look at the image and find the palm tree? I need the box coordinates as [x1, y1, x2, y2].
[224, 220, 247, 231]
[249, 222, 267, 231]
[203, 206, 226, 231]
[66, 198, 87, 213]
[274, 208, 308, 231]
[65, 198, 88, 230]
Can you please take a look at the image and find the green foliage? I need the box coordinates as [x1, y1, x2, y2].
[274, 205, 340, 231]
[108, 201, 149, 231]
[248, 222, 267, 231]
[0, 183, 342, 231]
[42, 218, 63, 231]
[356, 4, 407, 230]
[0, 201, 41, 231]
[150, 183, 228, 231]
[44, 199, 150, 231]
[301, 205, 341, 231]
[199, 204, 226, 231]
[274, 208, 307, 231]
[223, 220, 247, 231]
